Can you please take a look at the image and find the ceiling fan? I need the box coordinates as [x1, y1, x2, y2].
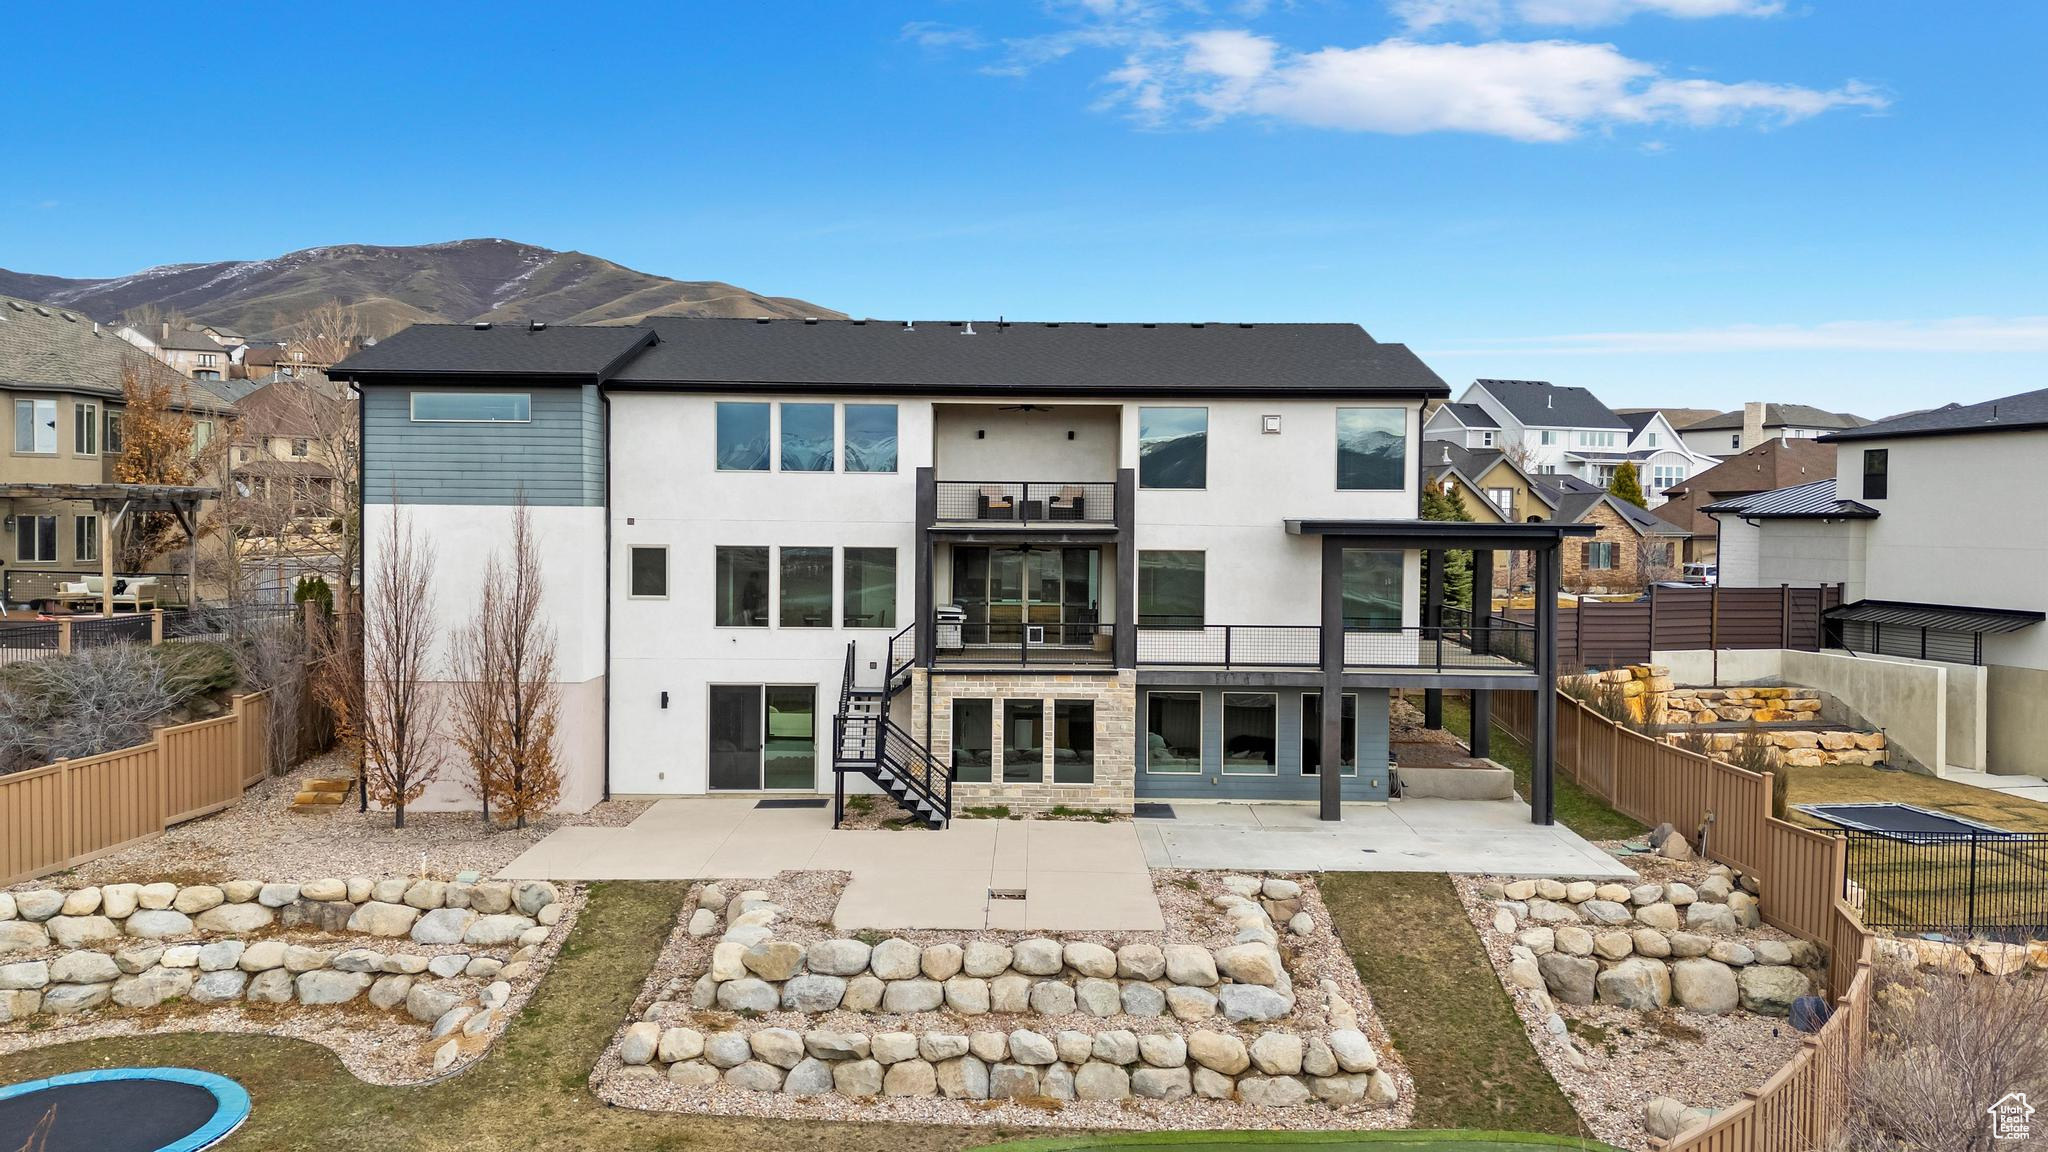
[996, 404, 1053, 412]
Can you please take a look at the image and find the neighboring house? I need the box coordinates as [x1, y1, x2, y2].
[227, 380, 353, 602]
[1423, 441, 1562, 596]
[0, 295, 232, 604]
[199, 324, 246, 348]
[1615, 407, 1719, 439]
[1653, 438, 1836, 564]
[1679, 401, 1868, 458]
[116, 322, 232, 381]
[1706, 386, 2048, 774]
[334, 318, 1590, 822]
[1424, 379, 1710, 508]
[1534, 474, 1689, 593]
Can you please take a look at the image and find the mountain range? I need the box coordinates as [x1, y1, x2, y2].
[0, 238, 843, 340]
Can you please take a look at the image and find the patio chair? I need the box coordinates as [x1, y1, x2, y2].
[977, 485, 1016, 521]
[1049, 485, 1087, 521]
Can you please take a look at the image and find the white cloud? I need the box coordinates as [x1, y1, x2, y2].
[1395, 0, 1784, 33]
[1429, 317, 2048, 355]
[901, 21, 986, 52]
[1159, 32, 1883, 140]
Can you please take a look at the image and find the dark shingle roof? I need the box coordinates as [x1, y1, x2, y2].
[1438, 402, 1498, 428]
[155, 328, 228, 353]
[1700, 478, 1879, 519]
[333, 318, 1450, 398]
[1533, 473, 1684, 535]
[612, 319, 1445, 396]
[1618, 411, 1657, 436]
[1472, 379, 1626, 430]
[0, 295, 148, 398]
[331, 323, 658, 380]
[1819, 387, 2048, 444]
[1684, 404, 1867, 432]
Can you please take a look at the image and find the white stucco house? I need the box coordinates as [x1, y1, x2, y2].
[333, 319, 1593, 826]
[1425, 380, 1711, 508]
[1704, 386, 2048, 775]
[1679, 402, 1868, 459]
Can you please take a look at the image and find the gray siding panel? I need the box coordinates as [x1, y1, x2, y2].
[1134, 687, 1390, 801]
[363, 383, 604, 506]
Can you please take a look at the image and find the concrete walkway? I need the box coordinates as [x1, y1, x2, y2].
[497, 795, 1635, 930]
[1945, 768, 2048, 805]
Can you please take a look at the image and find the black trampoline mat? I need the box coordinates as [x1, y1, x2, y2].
[1801, 802, 2013, 839]
[0, 1079, 218, 1152]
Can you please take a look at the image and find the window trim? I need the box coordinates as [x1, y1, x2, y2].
[14, 398, 57, 455]
[1142, 690, 1205, 776]
[1052, 698, 1096, 785]
[843, 402, 900, 474]
[841, 546, 897, 630]
[1301, 691, 1359, 778]
[951, 698, 994, 784]
[777, 545, 834, 629]
[713, 545, 771, 628]
[408, 391, 533, 424]
[1861, 448, 1888, 500]
[778, 401, 837, 473]
[15, 514, 57, 563]
[1583, 540, 1618, 571]
[1220, 691, 1280, 776]
[714, 400, 772, 471]
[1137, 405, 1209, 491]
[103, 411, 124, 455]
[74, 401, 98, 456]
[627, 545, 670, 600]
[1002, 697, 1046, 785]
[1136, 549, 1206, 628]
[1335, 406, 1409, 492]
[75, 514, 100, 564]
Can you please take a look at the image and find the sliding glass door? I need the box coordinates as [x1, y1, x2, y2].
[708, 685, 816, 790]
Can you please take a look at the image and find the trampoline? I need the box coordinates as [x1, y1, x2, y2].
[0, 1068, 248, 1152]
[1797, 802, 2016, 842]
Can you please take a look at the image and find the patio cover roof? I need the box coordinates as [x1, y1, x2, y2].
[1284, 519, 1598, 549]
[1825, 599, 2044, 635]
[0, 482, 218, 512]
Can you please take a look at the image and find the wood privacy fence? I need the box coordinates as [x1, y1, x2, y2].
[0, 692, 273, 886]
[1501, 584, 1846, 670]
[1494, 689, 1874, 1152]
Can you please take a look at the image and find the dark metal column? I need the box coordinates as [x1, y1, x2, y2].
[1320, 536, 1345, 821]
[1113, 468, 1136, 667]
[1423, 547, 1443, 729]
[915, 467, 935, 666]
[1469, 690, 1492, 758]
[1469, 546, 1493, 759]
[1533, 544, 1559, 826]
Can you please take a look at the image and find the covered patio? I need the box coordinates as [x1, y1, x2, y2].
[0, 482, 215, 614]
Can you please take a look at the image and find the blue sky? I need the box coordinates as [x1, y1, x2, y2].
[3, 1, 2043, 415]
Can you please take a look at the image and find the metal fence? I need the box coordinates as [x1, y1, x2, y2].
[1841, 829, 2048, 940]
[931, 481, 1118, 525]
[163, 603, 302, 642]
[0, 621, 62, 666]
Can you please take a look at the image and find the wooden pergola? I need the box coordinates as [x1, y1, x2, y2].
[0, 483, 218, 616]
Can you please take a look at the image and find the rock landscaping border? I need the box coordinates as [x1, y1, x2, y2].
[594, 869, 1415, 1132]
[0, 874, 579, 1084]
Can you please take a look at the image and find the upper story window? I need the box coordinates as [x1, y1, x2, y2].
[15, 515, 55, 563]
[1341, 548, 1403, 629]
[1862, 448, 1888, 500]
[844, 404, 898, 473]
[1645, 432, 1658, 448]
[13, 399, 56, 454]
[1137, 550, 1204, 626]
[715, 402, 770, 471]
[194, 370, 222, 381]
[1480, 430, 1495, 447]
[714, 546, 769, 625]
[1486, 488, 1514, 515]
[628, 546, 669, 598]
[193, 420, 214, 456]
[103, 412, 124, 455]
[198, 353, 219, 367]
[291, 438, 309, 457]
[1729, 434, 1741, 450]
[410, 392, 531, 423]
[1540, 430, 1557, 446]
[74, 401, 98, 455]
[1138, 407, 1207, 489]
[779, 403, 835, 472]
[1336, 408, 1406, 491]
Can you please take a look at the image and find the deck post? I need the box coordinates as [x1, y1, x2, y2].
[1319, 536, 1344, 821]
[1423, 547, 1443, 730]
[1114, 469, 1136, 667]
[1533, 544, 1559, 826]
[915, 468, 935, 667]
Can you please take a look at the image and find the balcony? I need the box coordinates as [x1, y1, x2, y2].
[1135, 609, 1537, 674]
[930, 480, 1120, 529]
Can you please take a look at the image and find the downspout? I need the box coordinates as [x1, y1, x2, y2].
[601, 388, 613, 803]
[355, 380, 368, 814]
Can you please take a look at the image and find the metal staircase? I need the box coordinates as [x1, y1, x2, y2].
[833, 625, 951, 829]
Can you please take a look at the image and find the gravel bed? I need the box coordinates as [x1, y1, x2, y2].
[1453, 874, 1805, 1150]
[0, 885, 585, 1084]
[20, 749, 650, 890]
[592, 869, 1414, 1132]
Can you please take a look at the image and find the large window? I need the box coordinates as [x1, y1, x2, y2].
[1341, 549, 1403, 630]
[1138, 407, 1207, 489]
[1862, 449, 1888, 500]
[1053, 700, 1095, 784]
[844, 404, 898, 473]
[842, 548, 896, 628]
[707, 685, 815, 790]
[1302, 692, 1357, 776]
[628, 546, 668, 598]
[780, 403, 835, 471]
[1003, 698, 1044, 784]
[14, 399, 55, 454]
[1145, 692, 1203, 774]
[778, 547, 833, 627]
[15, 515, 56, 563]
[714, 546, 769, 626]
[1583, 540, 1617, 570]
[75, 515, 99, 564]
[74, 402, 98, 455]
[1222, 693, 1278, 775]
[715, 402, 770, 471]
[103, 412, 124, 455]
[1137, 550, 1204, 627]
[952, 699, 993, 783]
[410, 392, 530, 422]
[1336, 408, 1406, 491]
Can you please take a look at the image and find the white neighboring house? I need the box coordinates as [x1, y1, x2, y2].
[114, 322, 231, 382]
[1424, 379, 1711, 508]
[334, 318, 1591, 825]
[1704, 387, 2048, 775]
[1679, 401, 1868, 459]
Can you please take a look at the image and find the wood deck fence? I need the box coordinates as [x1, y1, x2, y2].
[0, 692, 273, 886]
[1493, 689, 1874, 1152]
[1499, 584, 1845, 670]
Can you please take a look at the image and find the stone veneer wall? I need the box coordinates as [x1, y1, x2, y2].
[906, 668, 1137, 813]
[1578, 667, 1888, 767]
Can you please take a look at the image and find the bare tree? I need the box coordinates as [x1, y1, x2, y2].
[1845, 966, 2048, 1151]
[239, 615, 311, 776]
[448, 552, 506, 823]
[276, 298, 366, 377]
[215, 378, 359, 609]
[446, 501, 563, 827]
[357, 505, 441, 827]
[0, 645, 179, 774]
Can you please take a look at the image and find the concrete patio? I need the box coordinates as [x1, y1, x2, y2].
[498, 794, 1633, 930]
